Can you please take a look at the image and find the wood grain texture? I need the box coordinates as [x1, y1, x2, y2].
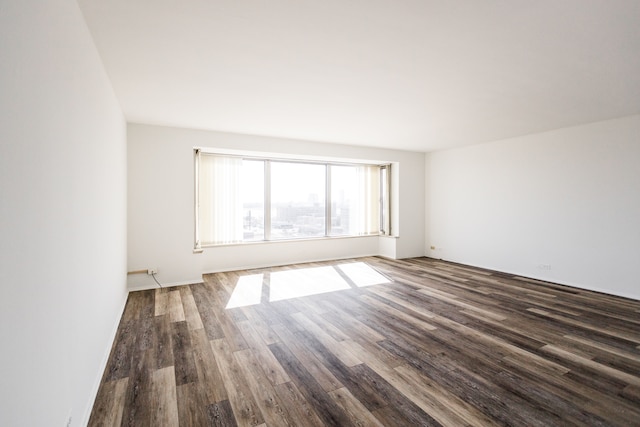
[151, 366, 180, 426]
[89, 257, 640, 426]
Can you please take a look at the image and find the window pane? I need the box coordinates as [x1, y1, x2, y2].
[331, 164, 380, 236]
[270, 162, 326, 239]
[330, 165, 357, 236]
[241, 160, 264, 241]
[196, 152, 385, 247]
[198, 155, 243, 245]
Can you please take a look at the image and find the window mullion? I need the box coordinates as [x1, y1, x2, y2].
[194, 149, 201, 249]
[264, 160, 271, 241]
[380, 164, 391, 235]
[197, 153, 386, 247]
[325, 165, 331, 236]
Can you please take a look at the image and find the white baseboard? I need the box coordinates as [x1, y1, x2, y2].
[80, 291, 129, 426]
[128, 278, 204, 292]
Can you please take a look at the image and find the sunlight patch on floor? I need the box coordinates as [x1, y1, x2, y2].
[225, 273, 263, 309]
[336, 262, 390, 287]
[270, 266, 350, 302]
[225, 262, 391, 309]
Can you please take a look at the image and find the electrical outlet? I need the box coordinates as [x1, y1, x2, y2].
[430, 245, 436, 250]
[147, 268, 158, 275]
[537, 264, 552, 271]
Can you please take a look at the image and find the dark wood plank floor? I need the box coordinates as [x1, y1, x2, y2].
[89, 257, 640, 426]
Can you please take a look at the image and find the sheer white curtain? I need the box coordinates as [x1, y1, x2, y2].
[354, 165, 380, 235]
[198, 154, 243, 245]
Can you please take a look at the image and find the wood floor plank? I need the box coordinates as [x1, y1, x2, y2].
[179, 286, 205, 330]
[365, 285, 437, 318]
[210, 338, 265, 427]
[492, 368, 612, 426]
[134, 317, 154, 355]
[87, 378, 128, 427]
[121, 291, 144, 323]
[153, 314, 173, 369]
[154, 290, 168, 317]
[296, 328, 436, 426]
[89, 256, 640, 427]
[359, 293, 438, 331]
[528, 308, 640, 344]
[175, 382, 209, 426]
[499, 353, 631, 425]
[236, 320, 291, 385]
[327, 386, 385, 427]
[298, 308, 352, 342]
[542, 344, 640, 387]
[102, 319, 137, 382]
[393, 365, 497, 426]
[122, 289, 154, 322]
[241, 306, 280, 345]
[319, 300, 386, 342]
[167, 290, 186, 323]
[119, 350, 153, 427]
[268, 341, 356, 427]
[417, 285, 507, 316]
[206, 400, 239, 427]
[445, 365, 564, 427]
[345, 339, 472, 426]
[205, 282, 250, 352]
[190, 328, 228, 403]
[340, 334, 403, 370]
[151, 366, 180, 426]
[233, 348, 298, 426]
[273, 381, 326, 427]
[191, 283, 226, 340]
[170, 320, 198, 386]
[290, 312, 363, 367]
[622, 384, 640, 405]
[270, 322, 344, 392]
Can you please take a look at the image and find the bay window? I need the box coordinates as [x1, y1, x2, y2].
[195, 151, 390, 248]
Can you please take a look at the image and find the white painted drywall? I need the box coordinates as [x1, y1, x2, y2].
[0, 1, 128, 425]
[426, 115, 640, 300]
[127, 123, 424, 289]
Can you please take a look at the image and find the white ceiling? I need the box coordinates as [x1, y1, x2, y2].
[78, 0, 640, 152]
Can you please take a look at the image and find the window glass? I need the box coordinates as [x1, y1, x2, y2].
[196, 152, 388, 247]
[330, 165, 357, 236]
[241, 160, 264, 241]
[270, 162, 326, 239]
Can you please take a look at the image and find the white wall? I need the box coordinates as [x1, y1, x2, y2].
[426, 114, 640, 300]
[0, 1, 128, 425]
[128, 123, 424, 289]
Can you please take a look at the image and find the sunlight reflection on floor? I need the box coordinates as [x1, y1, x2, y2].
[270, 266, 350, 302]
[337, 262, 390, 287]
[225, 262, 391, 309]
[225, 273, 263, 309]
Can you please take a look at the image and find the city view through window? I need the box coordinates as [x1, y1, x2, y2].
[240, 160, 378, 241]
[197, 153, 385, 246]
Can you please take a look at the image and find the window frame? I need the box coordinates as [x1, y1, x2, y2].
[195, 150, 391, 248]
[380, 164, 391, 236]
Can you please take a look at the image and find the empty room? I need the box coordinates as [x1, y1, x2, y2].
[1, 0, 639, 426]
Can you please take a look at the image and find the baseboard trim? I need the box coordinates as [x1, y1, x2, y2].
[128, 278, 204, 292]
[199, 252, 380, 276]
[81, 290, 129, 426]
[422, 256, 640, 302]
